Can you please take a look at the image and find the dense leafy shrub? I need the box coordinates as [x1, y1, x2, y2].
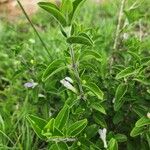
[0, 0, 150, 149]
[26, 0, 150, 149]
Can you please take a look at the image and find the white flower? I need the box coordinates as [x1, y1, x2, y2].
[38, 94, 46, 98]
[112, 98, 115, 103]
[147, 112, 150, 119]
[65, 77, 74, 84]
[60, 77, 77, 94]
[98, 128, 107, 148]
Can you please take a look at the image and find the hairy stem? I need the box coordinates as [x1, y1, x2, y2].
[69, 46, 84, 99]
[16, 0, 52, 59]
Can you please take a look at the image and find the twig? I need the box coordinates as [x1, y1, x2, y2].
[47, 137, 77, 142]
[16, 0, 52, 59]
[113, 0, 127, 51]
[69, 45, 85, 100]
[139, 19, 142, 41]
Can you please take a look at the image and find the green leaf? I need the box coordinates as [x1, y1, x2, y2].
[79, 50, 101, 62]
[130, 126, 146, 137]
[50, 142, 68, 150]
[128, 51, 141, 64]
[108, 138, 118, 150]
[66, 36, 93, 46]
[114, 83, 127, 111]
[133, 77, 150, 86]
[116, 67, 135, 80]
[26, 115, 47, 139]
[69, 0, 86, 23]
[38, 2, 67, 27]
[132, 105, 146, 117]
[44, 118, 55, 133]
[113, 111, 124, 124]
[67, 119, 87, 136]
[42, 59, 66, 82]
[135, 116, 150, 127]
[55, 105, 70, 130]
[83, 82, 104, 101]
[93, 113, 107, 128]
[78, 33, 93, 44]
[61, 0, 73, 15]
[114, 134, 127, 142]
[52, 127, 64, 137]
[124, 8, 143, 23]
[91, 102, 106, 115]
[85, 124, 99, 139]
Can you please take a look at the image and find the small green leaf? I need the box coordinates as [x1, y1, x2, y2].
[66, 36, 93, 46]
[83, 82, 104, 101]
[38, 2, 67, 26]
[27, 115, 47, 139]
[132, 105, 146, 117]
[79, 33, 93, 44]
[91, 102, 106, 115]
[93, 113, 107, 128]
[55, 105, 70, 130]
[114, 134, 127, 142]
[44, 118, 55, 133]
[42, 59, 66, 82]
[85, 124, 99, 139]
[67, 119, 87, 136]
[108, 138, 118, 150]
[52, 127, 64, 137]
[69, 0, 86, 22]
[79, 50, 101, 62]
[135, 116, 150, 127]
[116, 67, 135, 80]
[114, 83, 127, 111]
[130, 126, 145, 137]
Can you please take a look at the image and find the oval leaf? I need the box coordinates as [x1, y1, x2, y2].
[116, 67, 135, 80]
[135, 116, 150, 127]
[114, 134, 127, 143]
[42, 59, 66, 82]
[38, 2, 67, 27]
[83, 82, 104, 101]
[114, 83, 127, 111]
[108, 138, 118, 150]
[69, 0, 86, 22]
[91, 102, 106, 115]
[67, 119, 87, 136]
[67, 36, 93, 46]
[27, 115, 47, 139]
[130, 126, 146, 137]
[55, 105, 70, 130]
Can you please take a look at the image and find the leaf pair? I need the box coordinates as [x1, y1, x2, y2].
[38, 0, 86, 27]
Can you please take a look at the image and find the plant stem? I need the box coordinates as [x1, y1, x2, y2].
[113, 0, 127, 51]
[16, 0, 52, 59]
[69, 45, 84, 100]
